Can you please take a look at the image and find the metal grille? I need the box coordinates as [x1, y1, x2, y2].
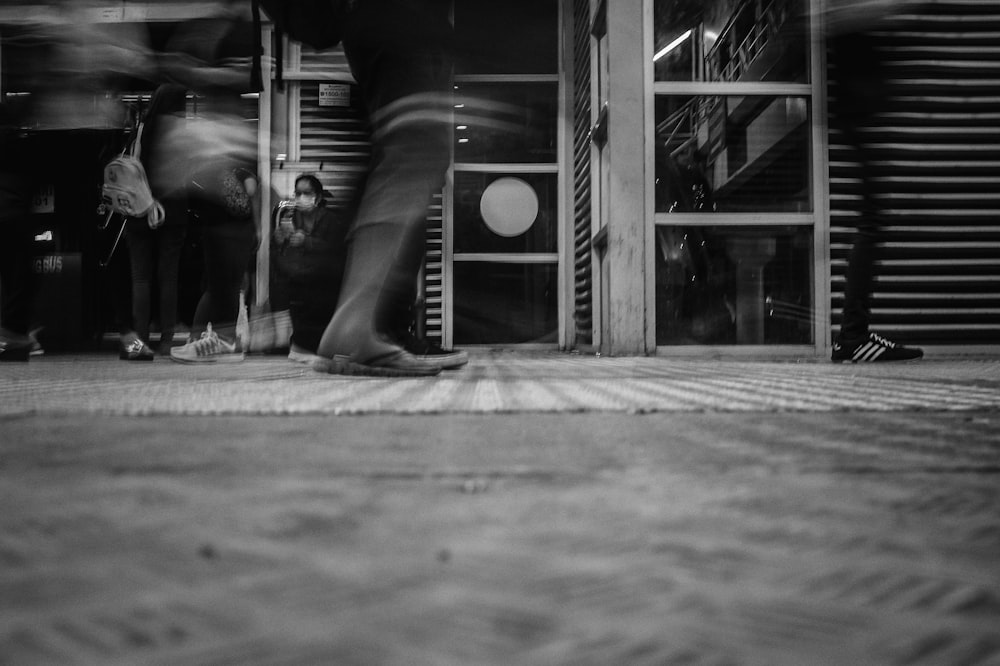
[572, 0, 594, 346]
[828, 0, 1000, 346]
[423, 193, 444, 343]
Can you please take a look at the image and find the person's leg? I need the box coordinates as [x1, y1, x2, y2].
[288, 273, 340, 354]
[155, 223, 187, 353]
[190, 225, 217, 339]
[193, 223, 255, 343]
[836, 119, 878, 344]
[828, 33, 921, 362]
[0, 211, 35, 361]
[172, 223, 252, 363]
[124, 221, 155, 344]
[108, 224, 134, 340]
[316, 2, 452, 375]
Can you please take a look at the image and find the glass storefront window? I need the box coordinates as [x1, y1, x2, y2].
[454, 172, 557, 254]
[454, 83, 558, 164]
[655, 225, 813, 345]
[655, 95, 811, 213]
[453, 263, 559, 344]
[453, 0, 559, 75]
[653, 0, 809, 83]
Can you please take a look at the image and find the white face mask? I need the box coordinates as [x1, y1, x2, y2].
[295, 192, 317, 211]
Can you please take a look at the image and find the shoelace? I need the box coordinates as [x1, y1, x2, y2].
[191, 324, 225, 355]
[869, 333, 897, 349]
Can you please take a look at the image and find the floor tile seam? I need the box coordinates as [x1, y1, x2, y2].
[532, 376, 647, 411]
[4, 372, 997, 390]
[5, 404, 999, 417]
[627, 376, 897, 411]
[2, 386, 998, 412]
[555, 377, 672, 411]
[622, 376, 817, 411]
[711, 367, 1000, 390]
[9, 363, 1000, 382]
[683, 373, 1000, 406]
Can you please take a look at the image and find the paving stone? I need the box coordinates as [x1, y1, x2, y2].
[1, 353, 998, 664]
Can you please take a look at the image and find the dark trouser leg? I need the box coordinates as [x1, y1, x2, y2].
[155, 224, 187, 349]
[836, 119, 880, 343]
[288, 275, 340, 353]
[384, 224, 426, 338]
[829, 32, 886, 345]
[840, 225, 877, 343]
[0, 212, 34, 337]
[193, 222, 256, 342]
[126, 221, 154, 342]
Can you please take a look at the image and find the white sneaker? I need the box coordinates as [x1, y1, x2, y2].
[169, 323, 245, 364]
[288, 345, 321, 365]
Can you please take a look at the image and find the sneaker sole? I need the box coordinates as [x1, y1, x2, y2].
[414, 352, 469, 369]
[169, 353, 246, 364]
[288, 350, 321, 364]
[120, 352, 154, 361]
[313, 354, 441, 377]
[832, 356, 923, 364]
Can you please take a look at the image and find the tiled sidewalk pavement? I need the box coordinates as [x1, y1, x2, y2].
[1, 352, 999, 665]
[2, 351, 1000, 414]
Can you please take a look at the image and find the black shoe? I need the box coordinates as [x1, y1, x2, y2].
[832, 332, 923, 363]
[0, 330, 32, 362]
[398, 331, 469, 370]
[120, 337, 155, 361]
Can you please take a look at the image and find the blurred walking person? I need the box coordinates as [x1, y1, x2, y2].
[260, 0, 455, 376]
[0, 99, 36, 362]
[170, 146, 258, 364]
[121, 84, 191, 360]
[825, 0, 923, 362]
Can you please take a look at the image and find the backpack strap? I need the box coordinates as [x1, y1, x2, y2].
[131, 122, 144, 160]
[147, 199, 166, 229]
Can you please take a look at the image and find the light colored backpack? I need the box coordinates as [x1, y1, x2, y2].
[101, 124, 165, 227]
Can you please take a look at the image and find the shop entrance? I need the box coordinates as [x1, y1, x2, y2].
[265, 0, 565, 351]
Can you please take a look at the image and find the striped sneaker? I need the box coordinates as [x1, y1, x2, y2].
[169, 324, 245, 364]
[832, 332, 923, 363]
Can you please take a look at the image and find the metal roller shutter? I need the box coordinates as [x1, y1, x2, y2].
[572, 0, 594, 346]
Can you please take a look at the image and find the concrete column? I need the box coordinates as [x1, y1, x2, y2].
[603, 0, 651, 355]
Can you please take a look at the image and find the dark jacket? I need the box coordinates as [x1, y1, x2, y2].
[272, 204, 349, 280]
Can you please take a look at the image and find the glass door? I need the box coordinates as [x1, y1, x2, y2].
[650, 0, 826, 353]
[446, 0, 563, 347]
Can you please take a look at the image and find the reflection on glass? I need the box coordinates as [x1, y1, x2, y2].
[454, 172, 557, 254]
[454, 0, 558, 75]
[655, 95, 811, 213]
[454, 263, 558, 344]
[453, 84, 558, 164]
[655, 225, 812, 344]
[653, 0, 808, 83]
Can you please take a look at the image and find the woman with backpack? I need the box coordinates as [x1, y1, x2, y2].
[120, 83, 190, 360]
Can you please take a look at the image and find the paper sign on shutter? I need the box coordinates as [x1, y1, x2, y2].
[319, 84, 350, 107]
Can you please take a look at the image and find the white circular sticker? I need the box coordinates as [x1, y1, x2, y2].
[479, 177, 539, 237]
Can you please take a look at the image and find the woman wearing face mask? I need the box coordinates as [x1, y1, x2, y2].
[272, 174, 350, 363]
